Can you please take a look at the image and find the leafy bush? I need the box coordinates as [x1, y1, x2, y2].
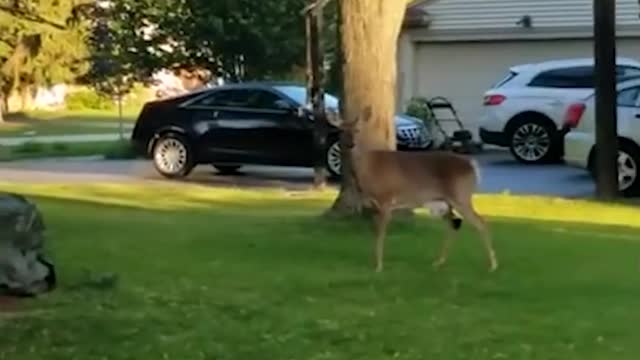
[405, 97, 434, 125]
[104, 140, 138, 160]
[13, 141, 45, 154]
[65, 89, 114, 111]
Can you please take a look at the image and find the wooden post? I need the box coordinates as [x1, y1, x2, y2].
[593, 0, 618, 199]
[304, 1, 330, 189]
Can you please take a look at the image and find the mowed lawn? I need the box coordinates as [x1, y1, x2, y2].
[0, 110, 138, 138]
[1, 182, 640, 360]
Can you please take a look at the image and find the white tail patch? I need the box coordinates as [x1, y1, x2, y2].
[425, 201, 450, 217]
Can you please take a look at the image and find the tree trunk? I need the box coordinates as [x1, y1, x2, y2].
[18, 84, 35, 112]
[0, 98, 4, 123]
[328, 0, 409, 216]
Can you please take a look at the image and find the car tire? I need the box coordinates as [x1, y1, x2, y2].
[326, 138, 342, 179]
[618, 141, 640, 197]
[152, 133, 195, 179]
[213, 165, 242, 174]
[506, 117, 560, 164]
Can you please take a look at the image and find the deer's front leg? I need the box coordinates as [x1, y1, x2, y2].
[373, 207, 391, 273]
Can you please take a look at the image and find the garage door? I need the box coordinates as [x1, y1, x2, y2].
[411, 39, 640, 137]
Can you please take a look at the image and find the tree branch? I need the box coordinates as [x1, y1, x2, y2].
[0, 5, 66, 30]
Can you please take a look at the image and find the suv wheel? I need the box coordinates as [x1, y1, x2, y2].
[507, 118, 558, 164]
[152, 133, 194, 179]
[618, 142, 640, 197]
[326, 139, 342, 178]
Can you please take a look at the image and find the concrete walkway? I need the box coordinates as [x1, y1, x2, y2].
[0, 133, 132, 146]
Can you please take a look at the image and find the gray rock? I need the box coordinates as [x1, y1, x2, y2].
[0, 193, 56, 297]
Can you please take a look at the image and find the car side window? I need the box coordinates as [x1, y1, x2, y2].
[528, 66, 594, 88]
[245, 90, 289, 110]
[191, 89, 251, 108]
[617, 86, 640, 107]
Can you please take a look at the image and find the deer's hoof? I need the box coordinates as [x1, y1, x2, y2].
[432, 258, 446, 270]
[488, 262, 499, 273]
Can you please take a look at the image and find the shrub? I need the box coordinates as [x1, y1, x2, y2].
[65, 89, 114, 111]
[405, 97, 434, 125]
[104, 140, 138, 160]
[13, 141, 45, 154]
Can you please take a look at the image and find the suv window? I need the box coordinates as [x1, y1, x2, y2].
[617, 66, 640, 78]
[528, 66, 594, 88]
[493, 71, 518, 88]
[617, 86, 640, 107]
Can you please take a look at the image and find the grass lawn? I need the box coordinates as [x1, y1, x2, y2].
[0, 140, 136, 162]
[1, 183, 639, 360]
[0, 110, 137, 138]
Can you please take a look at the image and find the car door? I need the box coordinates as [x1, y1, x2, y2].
[183, 88, 261, 163]
[617, 86, 640, 136]
[239, 88, 314, 166]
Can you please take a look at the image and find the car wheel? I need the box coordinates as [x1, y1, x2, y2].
[152, 133, 195, 179]
[213, 165, 242, 174]
[618, 142, 640, 197]
[326, 139, 342, 178]
[507, 118, 557, 164]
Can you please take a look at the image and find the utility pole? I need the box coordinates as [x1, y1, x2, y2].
[593, 0, 619, 199]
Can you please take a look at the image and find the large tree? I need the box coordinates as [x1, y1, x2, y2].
[0, 0, 91, 118]
[89, 0, 312, 82]
[329, 0, 414, 215]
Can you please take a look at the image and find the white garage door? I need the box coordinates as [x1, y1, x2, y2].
[411, 39, 640, 137]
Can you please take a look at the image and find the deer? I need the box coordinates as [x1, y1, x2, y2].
[326, 107, 498, 273]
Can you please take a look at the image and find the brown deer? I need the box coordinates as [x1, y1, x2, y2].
[327, 107, 498, 273]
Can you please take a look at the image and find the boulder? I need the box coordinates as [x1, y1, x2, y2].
[0, 193, 56, 297]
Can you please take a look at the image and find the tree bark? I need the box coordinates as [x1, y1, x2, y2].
[328, 0, 410, 216]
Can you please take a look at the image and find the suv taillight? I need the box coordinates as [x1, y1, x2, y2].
[564, 103, 586, 128]
[483, 94, 506, 106]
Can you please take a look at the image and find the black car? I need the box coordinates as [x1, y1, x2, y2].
[130, 82, 432, 179]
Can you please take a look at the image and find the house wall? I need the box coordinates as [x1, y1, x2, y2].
[410, 0, 640, 40]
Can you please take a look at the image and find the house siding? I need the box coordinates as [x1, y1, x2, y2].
[409, 0, 640, 41]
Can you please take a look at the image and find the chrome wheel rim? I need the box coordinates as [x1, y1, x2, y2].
[154, 138, 187, 174]
[618, 150, 637, 191]
[327, 141, 342, 176]
[512, 123, 551, 161]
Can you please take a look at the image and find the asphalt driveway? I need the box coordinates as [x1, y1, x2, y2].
[0, 149, 595, 198]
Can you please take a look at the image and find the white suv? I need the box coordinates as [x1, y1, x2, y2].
[479, 57, 640, 164]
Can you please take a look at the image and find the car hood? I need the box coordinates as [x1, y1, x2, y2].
[324, 106, 424, 128]
[394, 113, 424, 127]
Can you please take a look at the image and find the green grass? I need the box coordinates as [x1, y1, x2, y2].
[12, 109, 139, 123]
[0, 140, 136, 161]
[1, 183, 640, 360]
[0, 109, 137, 137]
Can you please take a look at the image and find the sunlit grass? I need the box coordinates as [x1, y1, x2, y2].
[1, 182, 639, 228]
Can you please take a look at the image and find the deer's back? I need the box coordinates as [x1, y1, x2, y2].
[357, 150, 477, 205]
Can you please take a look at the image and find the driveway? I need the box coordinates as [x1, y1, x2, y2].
[0, 149, 596, 198]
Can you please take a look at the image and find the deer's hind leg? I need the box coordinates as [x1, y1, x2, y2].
[450, 198, 498, 272]
[432, 204, 461, 270]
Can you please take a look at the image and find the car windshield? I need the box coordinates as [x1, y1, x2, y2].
[274, 85, 340, 109]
